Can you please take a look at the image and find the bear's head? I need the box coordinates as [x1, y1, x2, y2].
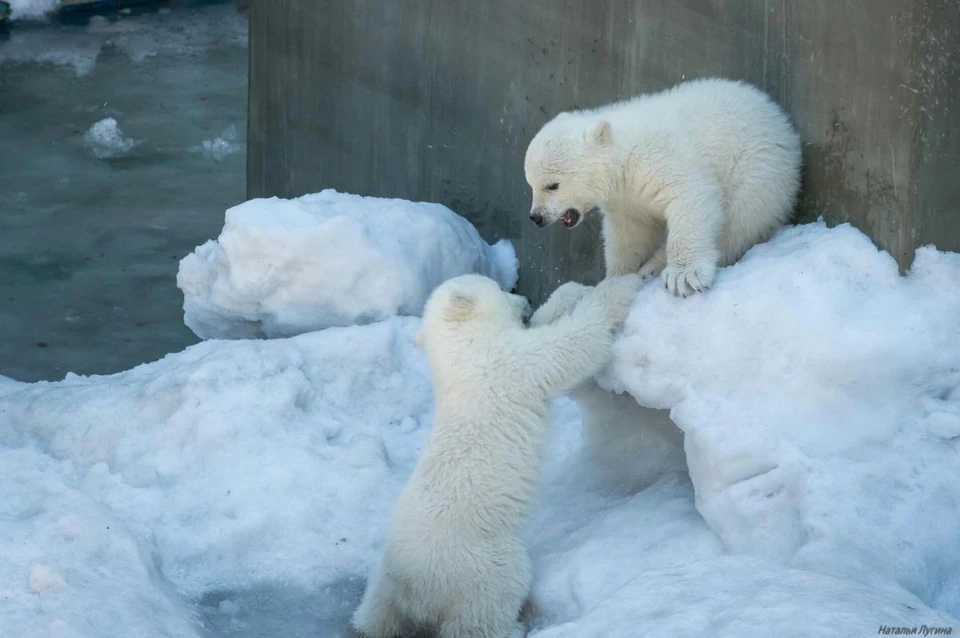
[416, 275, 531, 354]
[524, 115, 615, 230]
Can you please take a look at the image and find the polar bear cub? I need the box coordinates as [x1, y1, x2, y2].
[524, 78, 802, 296]
[351, 273, 642, 638]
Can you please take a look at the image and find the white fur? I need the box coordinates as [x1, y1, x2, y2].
[524, 78, 802, 296]
[352, 274, 643, 638]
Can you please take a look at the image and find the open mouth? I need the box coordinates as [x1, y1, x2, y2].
[561, 209, 581, 228]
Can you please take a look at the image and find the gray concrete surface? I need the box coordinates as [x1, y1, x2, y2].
[248, 0, 960, 305]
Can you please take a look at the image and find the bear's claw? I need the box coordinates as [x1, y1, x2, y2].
[661, 261, 716, 297]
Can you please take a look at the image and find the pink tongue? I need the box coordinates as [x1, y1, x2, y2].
[562, 210, 580, 227]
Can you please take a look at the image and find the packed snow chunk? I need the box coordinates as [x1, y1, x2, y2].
[177, 190, 519, 339]
[82, 118, 141, 159]
[601, 221, 960, 615]
[8, 0, 58, 21]
[194, 124, 243, 162]
[27, 563, 67, 593]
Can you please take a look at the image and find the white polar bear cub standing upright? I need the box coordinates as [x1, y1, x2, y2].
[352, 273, 642, 638]
[525, 78, 802, 296]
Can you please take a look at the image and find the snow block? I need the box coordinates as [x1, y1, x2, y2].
[177, 189, 519, 339]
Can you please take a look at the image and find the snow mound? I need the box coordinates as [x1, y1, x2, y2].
[177, 190, 519, 339]
[0, 317, 434, 636]
[82, 117, 140, 159]
[601, 221, 960, 617]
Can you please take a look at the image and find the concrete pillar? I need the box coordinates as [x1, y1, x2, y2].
[248, 0, 959, 304]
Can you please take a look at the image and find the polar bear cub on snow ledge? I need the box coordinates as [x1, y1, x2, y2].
[524, 78, 802, 296]
[352, 273, 643, 638]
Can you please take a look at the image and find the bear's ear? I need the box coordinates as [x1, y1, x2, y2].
[442, 292, 476, 322]
[587, 120, 612, 146]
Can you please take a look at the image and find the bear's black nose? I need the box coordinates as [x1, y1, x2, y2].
[529, 211, 544, 227]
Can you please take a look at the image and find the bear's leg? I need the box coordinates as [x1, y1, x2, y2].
[351, 569, 407, 638]
[602, 213, 662, 277]
[660, 183, 724, 296]
[439, 547, 530, 638]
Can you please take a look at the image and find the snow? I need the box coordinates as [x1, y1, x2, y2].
[7, 0, 58, 21]
[599, 220, 960, 621]
[0, 318, 433, 637]
[177, 190, 519, 339]
[27, 563, 68, 593]
[194, 125, 243, 162]
[82, 117, 140, 159]
[0, 220, 958, 637]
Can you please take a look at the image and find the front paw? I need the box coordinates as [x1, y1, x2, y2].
[637, 249, 667, 281]
[661, 260, 716, 297]
[530, 281, 592, 326]
[550, 281, 593, 306]
[595, 274, 644, 327]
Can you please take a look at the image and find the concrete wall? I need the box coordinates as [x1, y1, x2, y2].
[248, 0, 959, 305]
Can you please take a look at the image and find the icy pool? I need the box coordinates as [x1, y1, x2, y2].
[0, 0, 248, 381]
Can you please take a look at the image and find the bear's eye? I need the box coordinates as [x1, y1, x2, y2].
[545, 183, 559, 191]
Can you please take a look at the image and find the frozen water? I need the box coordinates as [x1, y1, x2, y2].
[177, 189, 520, 339]
[0, 2, 248, 381]
[82, 117, 141, 158]
[0, 222, 958, 637]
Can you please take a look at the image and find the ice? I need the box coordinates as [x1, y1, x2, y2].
[177, 190, 520, 339]
[1, 222, 958, 637]
[194, 124, 243, 162]
[81, 117, 141, 159]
